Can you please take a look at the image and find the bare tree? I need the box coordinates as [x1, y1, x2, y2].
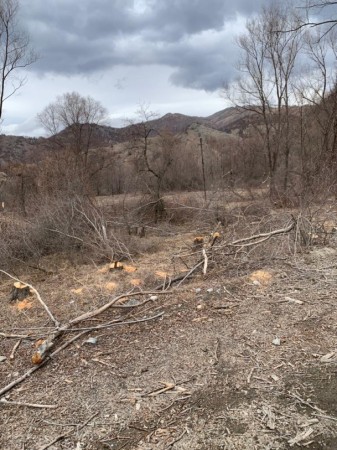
[302, 28, 337, 158]
[296, 1, 337, 33]
[38, 92, 108, 172]
[129, 105, 176, 222]
[0, 0, 36, 121]
[291, 26, 337, 196]
[228, 3, 303, 202]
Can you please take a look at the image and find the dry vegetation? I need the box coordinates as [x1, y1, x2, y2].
[2, 3, 337, 448]
[1, 189, 337, 450]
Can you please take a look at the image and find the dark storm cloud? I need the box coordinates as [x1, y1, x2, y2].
[21, 0, 265, 90]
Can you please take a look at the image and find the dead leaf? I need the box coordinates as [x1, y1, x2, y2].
[124, 265, 137, 273]
[131, 279, 142, 286]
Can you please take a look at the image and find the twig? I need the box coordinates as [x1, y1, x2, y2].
[214, 338, 220, 363]
[0, 333, 30, 339]
[166, 428, 187, 448]
[2, 289, 166, 396]
[10, 339, 21, 360]
[67, 312, 164, 332]
[142, 381, 175, 397]
[229, 220, 295, 247]
[313, 413, 337, 422]
[247, 367, 256, 384]
[0, 312, 164, 398]
[146, 382, 175, 397]
[176, 261, 204, 288]
[92, 358, 115, 369]
[39, 412, 99, 450]
[290, 392, 326, 414]
[0, 399, 58, 409]
[0, 270, 59, 327]
[202, 248, 208, 275]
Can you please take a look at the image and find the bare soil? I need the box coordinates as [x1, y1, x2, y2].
[1, 208, 337, 450]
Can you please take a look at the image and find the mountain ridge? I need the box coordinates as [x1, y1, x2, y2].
[0, 106, 256, 166]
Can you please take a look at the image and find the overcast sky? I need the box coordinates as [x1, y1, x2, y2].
[2, 0, 269, 136]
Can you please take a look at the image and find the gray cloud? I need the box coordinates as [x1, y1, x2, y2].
[21, 0, 266, 91]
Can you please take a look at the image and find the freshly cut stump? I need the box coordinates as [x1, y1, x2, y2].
[9, 282, 31, 302]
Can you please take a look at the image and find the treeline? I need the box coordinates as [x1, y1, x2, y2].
[3, 2, 337, 216]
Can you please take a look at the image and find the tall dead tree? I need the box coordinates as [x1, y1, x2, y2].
[130, 105, 176, 222]
[0, 0, 36, 121]
[37, 92, 108, 194]
[228, 3, 303, 203]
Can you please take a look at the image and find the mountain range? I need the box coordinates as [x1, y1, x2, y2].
[0, 106, 255, 166]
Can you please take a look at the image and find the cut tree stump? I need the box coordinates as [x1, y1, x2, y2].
[9, 282, 32, 302]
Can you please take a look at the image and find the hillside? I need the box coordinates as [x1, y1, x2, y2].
[0, 106, 254, 166]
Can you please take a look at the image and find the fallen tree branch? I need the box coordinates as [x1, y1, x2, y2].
[69, 290, 166, 325]
[229, 220, 295, 247]
[0, 331, 88, 398]
[176, 261, 204, 288]
[0, 311, 164, 398]
[170, 219, 296, 290]
[64, 312, 164, 332]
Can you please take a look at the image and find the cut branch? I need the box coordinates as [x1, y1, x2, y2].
[0, 331, 88, 398]
[69, 290, 166, 325]
[229, 220, 295, 247]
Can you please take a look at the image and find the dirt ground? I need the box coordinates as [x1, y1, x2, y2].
[1, 207, 337, 450]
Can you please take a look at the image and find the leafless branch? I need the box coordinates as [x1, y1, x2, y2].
[69, 290, 167, 325]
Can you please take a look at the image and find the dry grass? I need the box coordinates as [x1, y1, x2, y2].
[1, 195, 337, 449]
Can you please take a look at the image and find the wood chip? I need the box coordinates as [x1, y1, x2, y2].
[270, 374, 280, 382]
[285, 296, 304, 305]
[320, 351, 335, 362]
[288, 427, 314, 447]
